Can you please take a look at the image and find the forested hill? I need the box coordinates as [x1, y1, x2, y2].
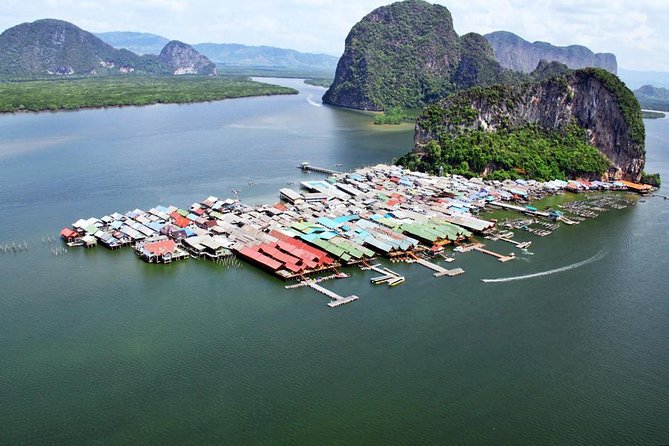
[322, 0, 521, 111]
[398, 68, 646, 183]
[0, 19, 216, 77]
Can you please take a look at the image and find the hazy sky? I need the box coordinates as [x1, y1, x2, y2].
[1, 0, 667, 71]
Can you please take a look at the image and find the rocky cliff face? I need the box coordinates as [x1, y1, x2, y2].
[415, 69, 645, 181]
[159, 41, 216, 75]
[322, 0, 513, 110]
[485, 31, 617, 74]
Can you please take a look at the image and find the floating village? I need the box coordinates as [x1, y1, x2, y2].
[58, 163, 652, 308]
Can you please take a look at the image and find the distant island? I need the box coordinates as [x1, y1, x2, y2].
[0, 19, 298, 112]
[634, 85, 669, 112]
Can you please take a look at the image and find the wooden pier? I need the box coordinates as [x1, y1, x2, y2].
[299, 162, 341, 176]
[304, 281, 359, 307]
[362, 263, 406, 285]
[413, 258, 464, 277]
[473, 245, 515, 262]
[488, 201, 550, 218]
[498, 237, 532, 249]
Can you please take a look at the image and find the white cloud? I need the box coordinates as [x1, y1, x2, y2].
[0, 0, 667, 71]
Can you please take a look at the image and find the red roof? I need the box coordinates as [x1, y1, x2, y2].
[270, 230, 332, 264]
[273, 202, 288, 212]
[239, 247, 282, 271]
[193, 208, 205, 216]
[169, 212, 190, 228]
[144, 239, 176, 255]
[259, 244, 302, 268]
[60, 228, 78, 239]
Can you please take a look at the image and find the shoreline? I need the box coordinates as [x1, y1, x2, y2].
[0, 90, 298, 116]
[0, 76, 298, 115]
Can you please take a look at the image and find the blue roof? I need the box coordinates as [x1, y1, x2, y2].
[148, 222, 165, 232]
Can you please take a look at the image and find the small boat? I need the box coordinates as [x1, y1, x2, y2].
[335, 272, 350, 279]
[388, 276, 405, 287]
[335, 163, 343, 167]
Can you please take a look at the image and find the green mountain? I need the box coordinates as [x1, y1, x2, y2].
[95, 31, 170, 55]
[399, 68, 645, 182]
[0, 19, 156, 76]
[634, 85, 669, 112]
[0, 19, 216, 77]
[485, 31, 617, 74]
[323, 0, 520, 111]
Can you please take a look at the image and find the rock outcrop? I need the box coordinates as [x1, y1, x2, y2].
[414, 68, 645, 181]
[158, 41, 216, 75]
[485, 31, 617, 74]
[323, 0, 515, 110]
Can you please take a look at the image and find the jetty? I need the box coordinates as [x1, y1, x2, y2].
[473, 244, 516, 262]
[498, 237, 532, 250]
[306, 279, 359, 307]
[489, 201, 550, 218]
[362, 263, 406, 285]
[408, 253, 464, 277]
[299, 161, 341, 176]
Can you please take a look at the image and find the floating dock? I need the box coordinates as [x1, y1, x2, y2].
[362, 263, 406, 285]
[489, 201, 550, 218]
[413, 257, 464, 277]
[473, 245, 516, 262]
[303, 280, 358, 307]
[498, 237, 532, 249]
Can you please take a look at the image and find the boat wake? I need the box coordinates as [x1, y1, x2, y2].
[306, 94, 322, 107]
[481, 249, 606, 283]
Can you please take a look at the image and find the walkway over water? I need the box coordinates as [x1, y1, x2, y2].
[489, 201, 550, 218]
[413, 257, 465, 277]
[299, 162, 341, 176]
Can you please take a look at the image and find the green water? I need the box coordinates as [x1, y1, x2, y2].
[1, 79, 668, 445]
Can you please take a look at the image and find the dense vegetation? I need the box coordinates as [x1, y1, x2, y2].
[642, 110, 666, 119]
[396, 125, 610, 181]
[640, 171, 661, 187]
[323, 0, 519, 111]
[373, 107, 406, 125]
[304, 78, 333, 88]
[0, 76, 297, 112]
